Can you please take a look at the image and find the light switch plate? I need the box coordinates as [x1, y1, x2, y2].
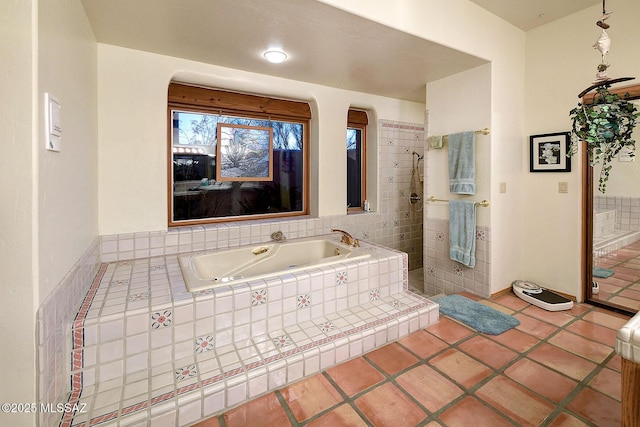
[559, 182, 568, 193]
[499, 182, 507, 193]
[45, 93, 62, 151]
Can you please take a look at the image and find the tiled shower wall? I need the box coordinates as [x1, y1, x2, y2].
[36, 118, 425, 418]
[594, 195, 640, 232]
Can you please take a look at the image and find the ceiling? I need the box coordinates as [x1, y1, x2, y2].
[81, 0, 599, 103]
[469, 0, 601, 31]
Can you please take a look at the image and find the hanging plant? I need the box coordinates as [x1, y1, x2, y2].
[568, 84, 639, 193]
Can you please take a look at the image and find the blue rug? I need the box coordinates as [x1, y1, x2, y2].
[437, 295, 520, 335]
[593, 267, 614, 278]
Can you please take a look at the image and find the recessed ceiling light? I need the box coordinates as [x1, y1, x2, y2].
[263, 49, 288, 64]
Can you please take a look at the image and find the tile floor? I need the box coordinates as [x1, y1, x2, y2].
[192, 290, 631, 427]
[593, 240, 640, 311]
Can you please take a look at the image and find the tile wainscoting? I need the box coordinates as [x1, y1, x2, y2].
[423, 218, 491, 298]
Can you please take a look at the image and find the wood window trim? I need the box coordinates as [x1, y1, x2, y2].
[168, 82, 311, 121]
[167, 82, 311, 226]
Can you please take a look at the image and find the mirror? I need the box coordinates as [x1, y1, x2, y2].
[586, 83, 640, 315]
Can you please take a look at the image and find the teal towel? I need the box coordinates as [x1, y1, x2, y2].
[448, 131, 476, 194]
[593, 267, 614, 278]
[449, 200, 476, 267]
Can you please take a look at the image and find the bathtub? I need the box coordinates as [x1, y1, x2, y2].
[179, 236, 371, 292]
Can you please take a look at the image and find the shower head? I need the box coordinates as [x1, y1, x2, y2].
[412, 151, 424, 160]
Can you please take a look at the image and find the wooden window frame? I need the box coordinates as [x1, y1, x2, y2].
[167, 82, 311, 226]
[347, 109, 368, 213]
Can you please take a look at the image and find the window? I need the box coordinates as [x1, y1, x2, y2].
[347, 109, 368, 211]
[168, 83, 310, 226]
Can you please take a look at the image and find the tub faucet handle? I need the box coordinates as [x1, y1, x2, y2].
[331, 229, 360, 247]
[271, 230, 286, 241]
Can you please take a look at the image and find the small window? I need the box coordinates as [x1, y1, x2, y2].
[347, 109, 368, 211]
[168, 83, 310, 226]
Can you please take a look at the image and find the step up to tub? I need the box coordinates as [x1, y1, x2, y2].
[61, 240, 438, 426]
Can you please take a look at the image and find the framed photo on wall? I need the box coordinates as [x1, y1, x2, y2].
[529, 132, 571, 172]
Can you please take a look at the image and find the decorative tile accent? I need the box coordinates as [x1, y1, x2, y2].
[110, 279, 129, 287]
[175, 364, 197, 381]
[427, 266, 436, 276]
[251, 289, 267, 306]
[476, 229, 486, 240]
[318, 321, 335, 332]
[273, 335, 292, 348]
[362, 231, 370, 239]
[195, 335, 214, 353]
[436, 232, 445, 242]
[336, 271, 348, 285]
[297, 294, 311, 308]
[128, 292, 149, 302]
[151, 310, 172, 329]
[394, 161, 400, 168]
[387, 176, 394, 183]
[193, 289, 214, 297]
[151, 264, 165, 271]
[453, 265, 463, 276]
[370, 289, 380, 301]
[392, 299, 401, 308]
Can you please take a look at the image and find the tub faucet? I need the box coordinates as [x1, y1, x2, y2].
[331, 229, 360, 247]
[271, 230, 286, 242]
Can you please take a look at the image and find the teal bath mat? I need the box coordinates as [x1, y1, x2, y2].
[593, 267, 614, 278]
[437, 295, 520, 335]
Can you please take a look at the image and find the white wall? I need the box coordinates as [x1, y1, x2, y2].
[524, 0, 640, 298]
[426, 64, 492, 227]
[323, 0, 526, 294]
[38, 0, 98, 304]
[0, 1, 37, 425]
[97, 45, 425, 235]
[1, 0, 97, 425]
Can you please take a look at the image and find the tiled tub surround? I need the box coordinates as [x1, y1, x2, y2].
[423, 218, 491, 297]
[61, 238, 438, 426]
[37, 239, 101, 427]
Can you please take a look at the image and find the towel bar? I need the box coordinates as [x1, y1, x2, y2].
[427, 196, 489, 207]
[441, 128, 490, 145]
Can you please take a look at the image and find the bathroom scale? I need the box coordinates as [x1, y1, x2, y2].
[512, 280, 573, 311]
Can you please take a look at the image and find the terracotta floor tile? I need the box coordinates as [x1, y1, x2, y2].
[397, 329, 448, 359]
[582, 310, 630, 330]
[588, 367, 621, 401]
[607, 353, 622, 372]
[521, 305, 574, 326]
[280, 373, 343, 422]
[475, 376, 555, 426]
[528, 343, 597, 381]
[548, 330, 613, 363]
[354, 382, 426, 427]
[493, 293, 530, 311]
[514, 313, 558, 340]
[488, 327, 540, 353]
[565, 319, 618, 347]
[504, 358, 577, 403]
[425, 317, 473, 344]
[458, 335, 517, 369]
[305, 404, 368, 427]
[429, 348, 493, 389]
[548, 412, 592, 427]
[566, 388, 621, 426]
[396, 364, 464, 412]
[365, 342, 419, 375]
[223, 392, 291, 427]
[325, 357, 384, 397]
[438, 396, 513, 427]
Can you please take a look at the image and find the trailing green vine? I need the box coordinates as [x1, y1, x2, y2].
[568, 84, 639, 193]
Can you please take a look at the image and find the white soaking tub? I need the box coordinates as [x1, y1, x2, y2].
[179, 235, 371, 292]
